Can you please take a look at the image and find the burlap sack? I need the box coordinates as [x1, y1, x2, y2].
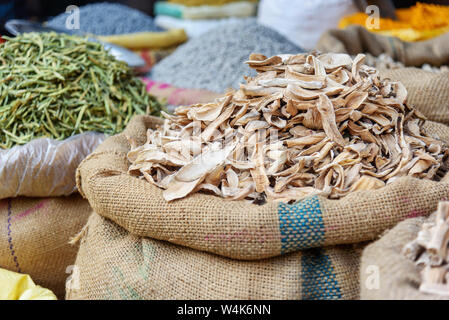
[0, 195, 91, 299]
[66, 212, 363, 300]
[0, 133, 105, 199]
[360, 212, 449, 300]
[76, 115, 449, 261]
[316, 25, 449, 67]
[379, 68, 449, 125]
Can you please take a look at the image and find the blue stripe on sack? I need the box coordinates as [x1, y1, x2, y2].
[278, 196, 325, 254]
[301, 248, 342, 300]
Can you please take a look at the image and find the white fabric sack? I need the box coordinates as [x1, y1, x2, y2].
[257, 0, 357, 50]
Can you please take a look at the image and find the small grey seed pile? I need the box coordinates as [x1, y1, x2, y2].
[150, 20, 303, 93]
[47, 2, 162, 36]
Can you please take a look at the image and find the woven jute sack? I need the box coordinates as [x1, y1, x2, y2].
[0, 195, 91, 299]
[360, 213, 449, 300]
[76, 115, 449, 261]
[66, 212, 363, 300]
[379, 68, 449, 125]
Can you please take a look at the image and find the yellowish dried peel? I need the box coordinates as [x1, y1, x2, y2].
[128, 52, 448, 203]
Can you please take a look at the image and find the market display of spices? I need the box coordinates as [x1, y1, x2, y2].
[128, 52, 448, 203]
[0, 32, 162, 149]
[1, 0, 449, 302]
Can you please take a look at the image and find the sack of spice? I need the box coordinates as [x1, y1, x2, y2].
[0, 195, 91, 299]
[69, 116, 449, 300]
[338, 3, 449, 42]
[0, 32, 162, 199]
[360, 204, 449, 300]
[72, 52, 449, 299]
[75, 114, 449, 252]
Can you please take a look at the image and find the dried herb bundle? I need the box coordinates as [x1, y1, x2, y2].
[0, 32, 162, 149]
[128, 52, 448, 202]
[403, 201, 449, 296]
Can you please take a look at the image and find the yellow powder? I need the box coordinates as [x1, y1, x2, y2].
[339, 3, 449, 41]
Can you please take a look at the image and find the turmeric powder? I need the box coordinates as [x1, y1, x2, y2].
[339, 2, 449, 41]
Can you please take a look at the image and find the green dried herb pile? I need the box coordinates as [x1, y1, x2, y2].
[0, 32, 162, 149]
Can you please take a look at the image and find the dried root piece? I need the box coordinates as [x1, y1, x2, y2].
[404, 201, 449, 296]
[128, 52, 448, 203]
[427, 202, 449, 261]
[420, 266, 449, 296]
[402, 240, 424, 262]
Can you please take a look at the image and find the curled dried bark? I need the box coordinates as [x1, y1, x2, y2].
[128, 52, 448, 202]
[404, 201, 449, 296]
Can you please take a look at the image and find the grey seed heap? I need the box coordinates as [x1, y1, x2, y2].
[150, 20, 303, 93]
[47, 2, 162, 36]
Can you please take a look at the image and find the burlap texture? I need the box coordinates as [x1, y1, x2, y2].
[66, 212, 363, 300]
[0, 195, 91, 299]
[76, 115, 449, 260]
[379, 68, 449, 124]
[423, 121, 449, 143]
[360, 212, 449, 300]
[316, 25, 449, 67]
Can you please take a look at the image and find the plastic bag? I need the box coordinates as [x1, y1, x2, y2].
[0, 268, 57, 300]
[257, 0, 357, 50]
[0, 132, 105, 200]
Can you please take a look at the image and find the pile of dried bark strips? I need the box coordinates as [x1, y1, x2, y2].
[128, 52, 448, 203]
